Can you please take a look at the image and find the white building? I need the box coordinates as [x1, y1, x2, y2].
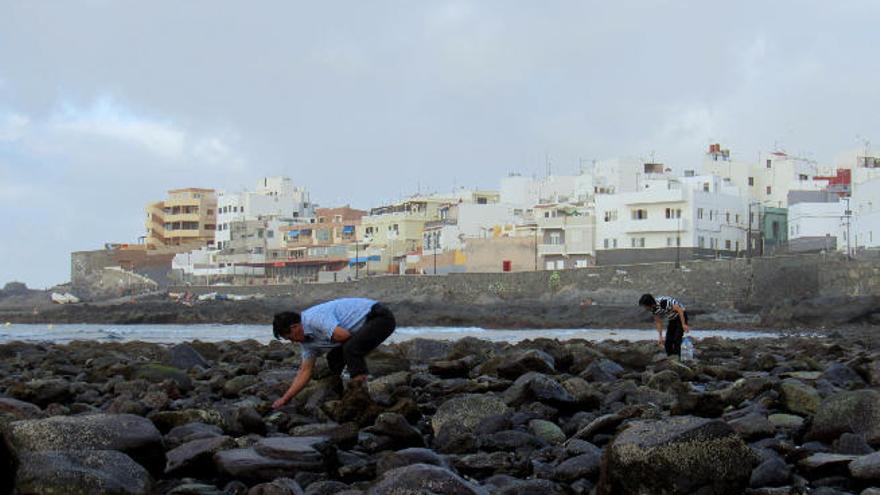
[171, 246, 264, 282]
[215, 177, 314, 250]
[592, 157, 659, 195]
[788, 199, 846, 253]
[423, 202, 521, 253]
[500, 174, 578, 209]
[852, 176, 880, 250]
[848, 155, 880, 186]
[594, 175, 747, 265]
[702, 145, 822, 208]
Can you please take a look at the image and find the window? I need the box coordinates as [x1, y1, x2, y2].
[726, 212, 730, 223]
[667, 237, 674, 247]
[631, 237, 645, 248]
[703, 182, 710, 192]
[735, 241, 740, 251]
[477, 197, 488, 204]
[603, 210, 618, 222]
[664, 208, 682, 219]
[575, 259, 588, 268]
[267, 230, 274, 238]
[698, 208, 704, 219]
[257, 229, 264, 238]
[545, 261, 555, 270]
[549, 232, 562, 245]
[766, 159, 772, 169]
[735, 214, 740, 224]
[698, 236, 705, 248]
[318, 217, 325, 223]
[334, 215, 343, 223]
[748, 177, 754, 186]
[709, 210, 714, 221]
[207, 209, 214, 215]
[555, 260, 565, 269]
[799, 174, 808, 181]
[631, 209, 647, 220]
[725, 240, 731, 250]
[766, 186, 772, 195]
[603, 239, 609, 249]
[612, 238, 618, 248]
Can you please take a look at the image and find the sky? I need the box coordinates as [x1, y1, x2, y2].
[1, 1, 879, 288]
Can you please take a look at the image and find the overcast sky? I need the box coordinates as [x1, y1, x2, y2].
[2, 1, 879, 288]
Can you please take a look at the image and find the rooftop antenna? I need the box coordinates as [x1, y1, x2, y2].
[545, 152, 552, 177]
[857, 135, 871, 157]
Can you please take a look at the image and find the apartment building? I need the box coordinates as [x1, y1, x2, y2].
[357, 198, 442, 272]
[595, 175, 746, 265]
[145, 188, 217, 251]
[215, 177, 314, 250]
[535, 203, 595, 270]
[313, 206, 367, 245]
[702, 144, 822, 208]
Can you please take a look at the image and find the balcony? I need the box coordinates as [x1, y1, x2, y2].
[538, 243, 565, 256]
[165, 213, 202, 223]
[146, 205, 166, 219]
[623, 188, 686, 205]
[624, 218, 688, 233]
[537, 215, 592, 229]
[146, 222, 166, 237]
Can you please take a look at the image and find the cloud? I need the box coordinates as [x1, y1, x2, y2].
[309, 43, 370, 77]
[49, 96, 187, 159]
[0, 94, 254, 287]
[0, 180, 37, 203]
[0, 112, 29, 142]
